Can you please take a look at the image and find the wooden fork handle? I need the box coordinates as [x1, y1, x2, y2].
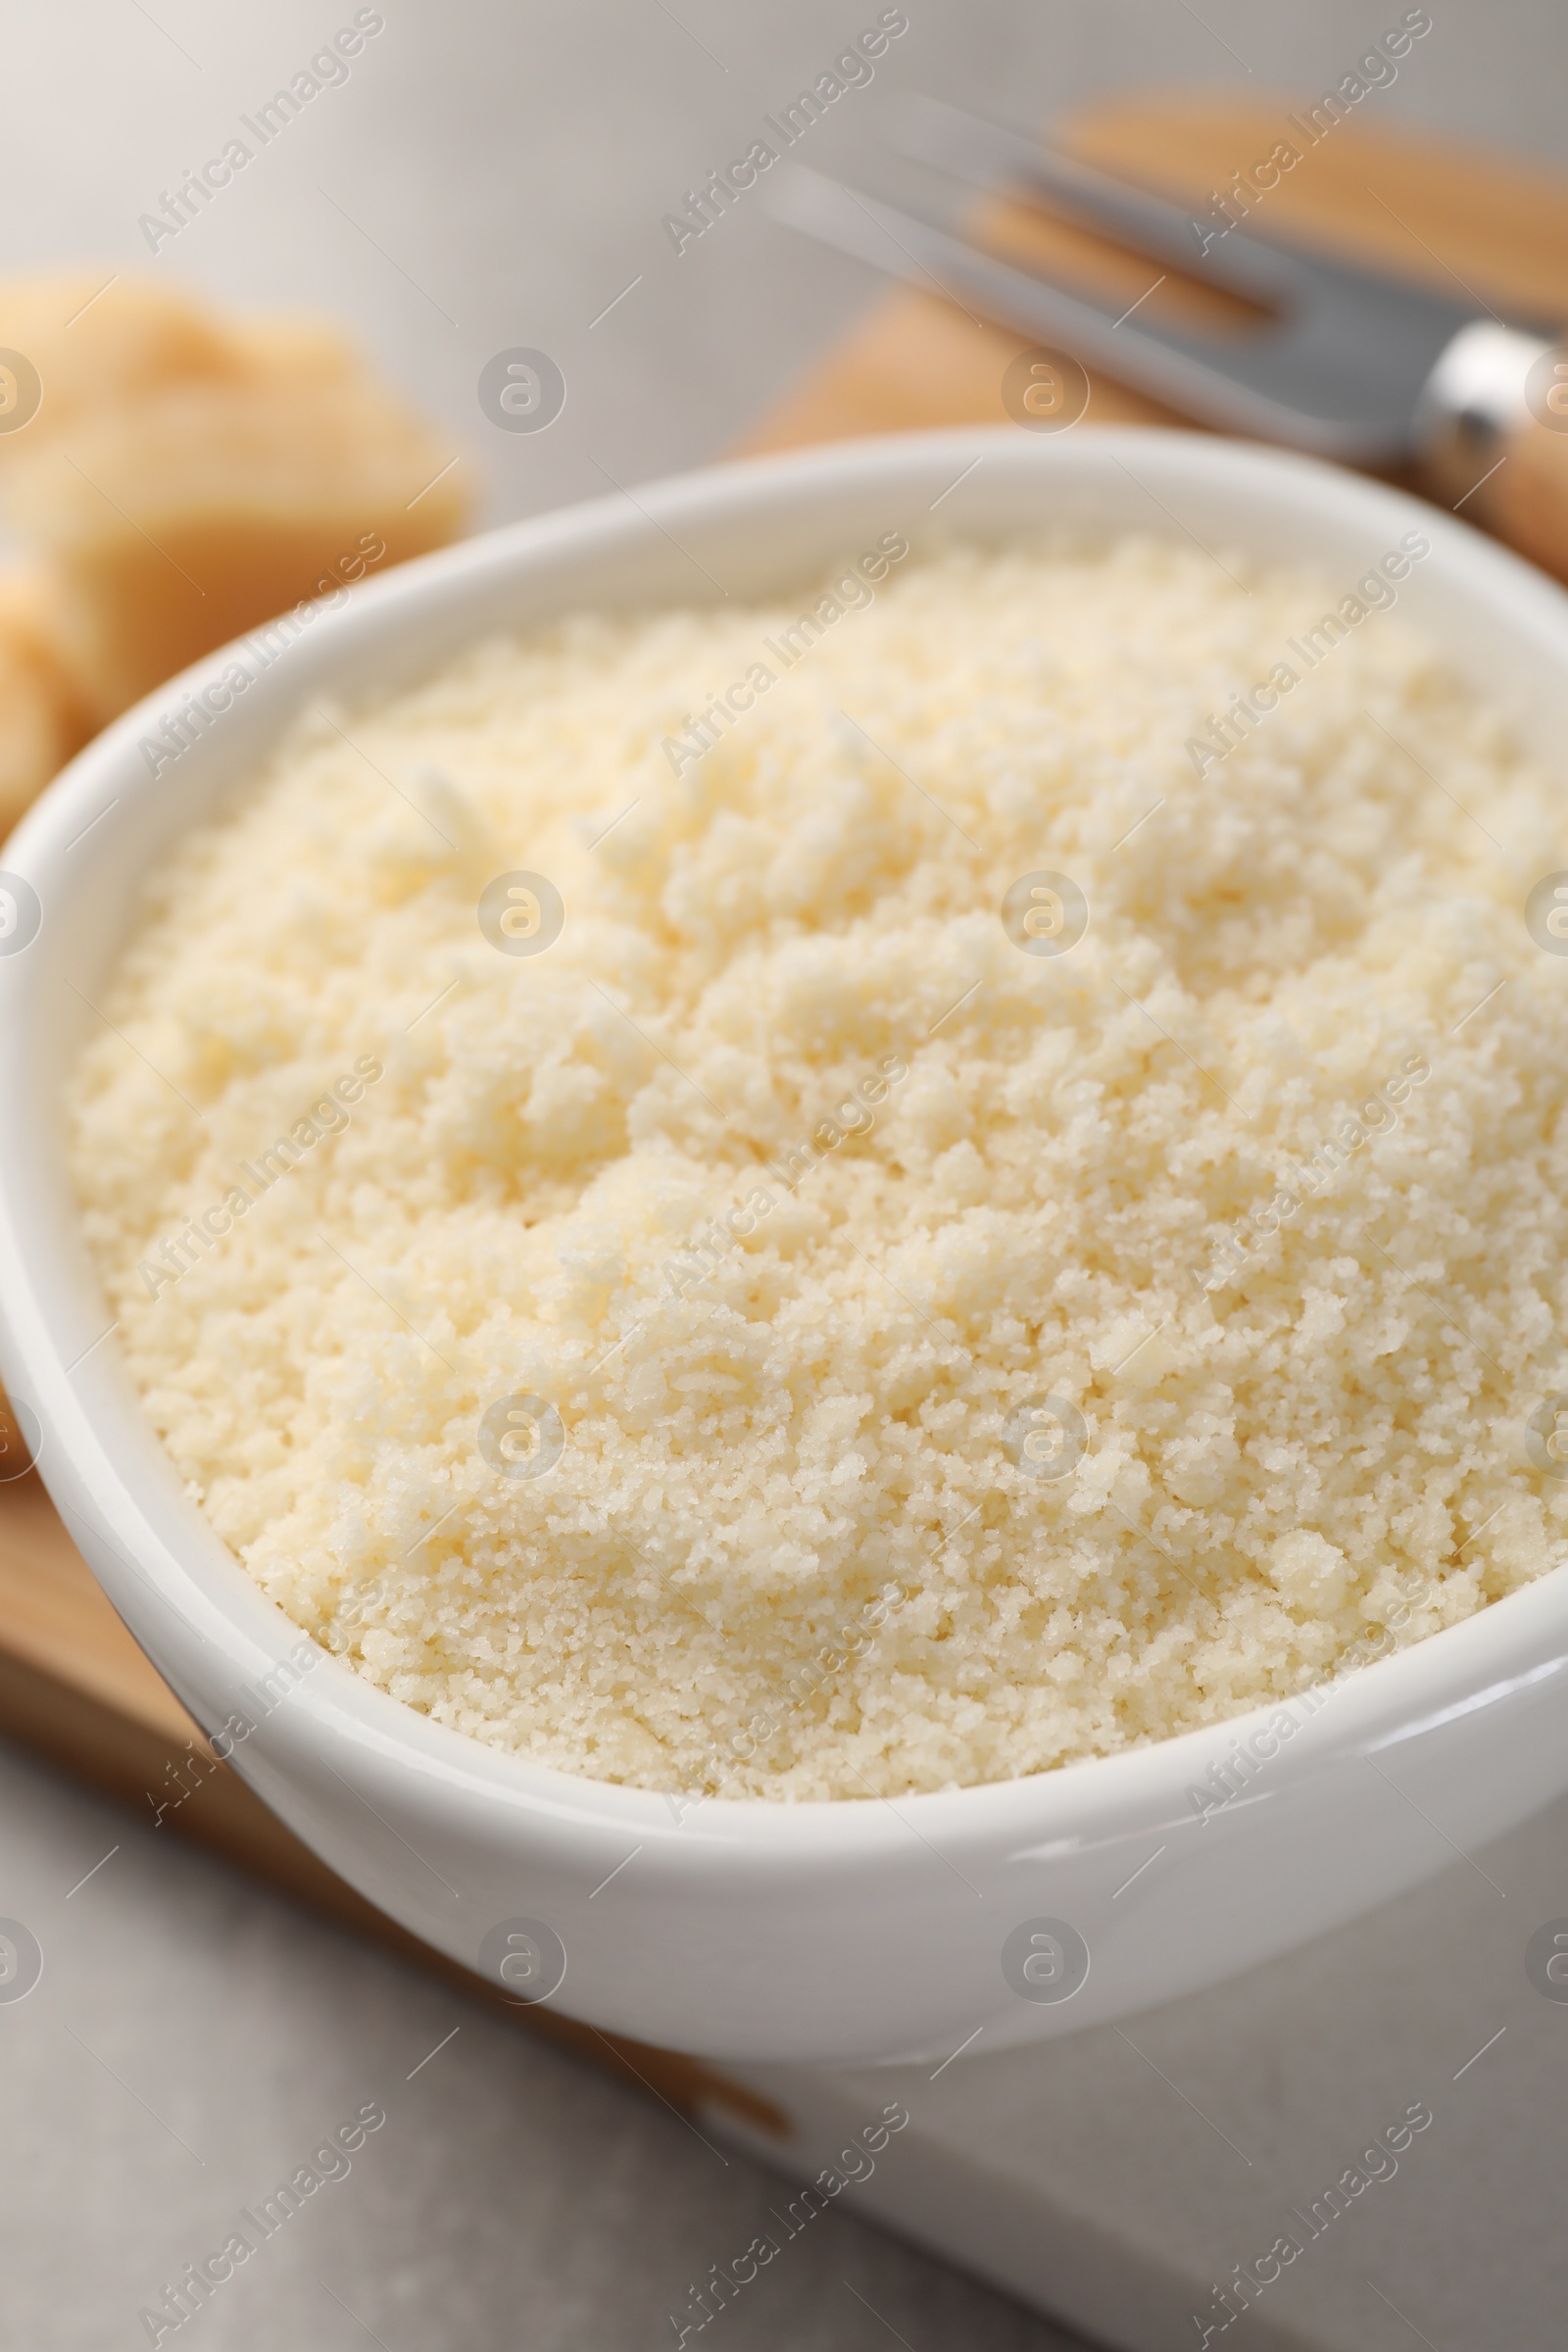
[1478, 403, 1568, 580]
[1418, 320, 1568, 582]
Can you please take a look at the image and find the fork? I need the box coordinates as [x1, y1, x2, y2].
[763, 93, 1568, 579]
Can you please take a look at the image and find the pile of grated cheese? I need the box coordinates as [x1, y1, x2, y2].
[67, 539, 1568, 1799]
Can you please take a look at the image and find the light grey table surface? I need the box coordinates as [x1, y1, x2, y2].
[4, 3, 1568, 2346]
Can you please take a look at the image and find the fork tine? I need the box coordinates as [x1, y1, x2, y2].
[883, 93, 1304, 305]
[763, 164, 1396, 461]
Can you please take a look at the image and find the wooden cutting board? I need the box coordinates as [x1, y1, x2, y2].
[5, 92, 1568, 2116]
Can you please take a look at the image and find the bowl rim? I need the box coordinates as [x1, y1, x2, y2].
[4, 418, 1568, 1867]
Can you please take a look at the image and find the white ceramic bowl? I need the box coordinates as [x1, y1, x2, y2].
[3, 426, 1567, 2069]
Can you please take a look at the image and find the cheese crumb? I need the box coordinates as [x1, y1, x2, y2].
[66, 540, 1568, 1797]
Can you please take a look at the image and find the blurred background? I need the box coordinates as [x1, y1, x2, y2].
[8, 0, 1568, 537]
[3, 2, 1567, 2344]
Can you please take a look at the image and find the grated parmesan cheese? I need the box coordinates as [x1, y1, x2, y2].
[66, 539, 1568, 1798]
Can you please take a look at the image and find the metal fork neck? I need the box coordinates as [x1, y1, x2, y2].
[1415, 319, 1552, 503]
